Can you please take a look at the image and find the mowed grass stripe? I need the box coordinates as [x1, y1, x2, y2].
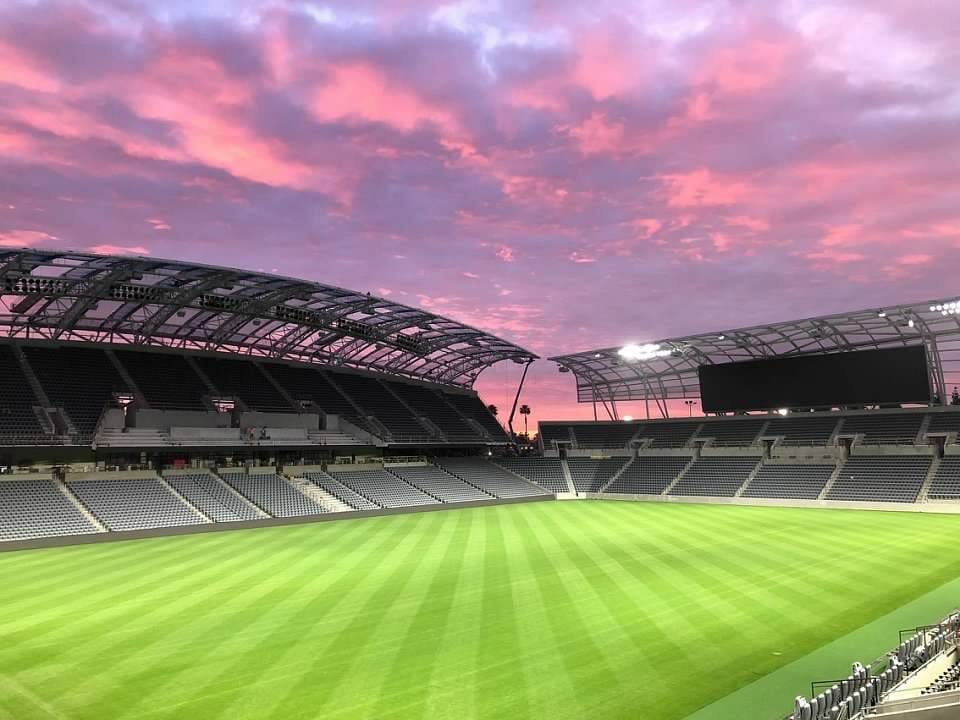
[106, 515, 386, 719]
[3, 502, 960, 720]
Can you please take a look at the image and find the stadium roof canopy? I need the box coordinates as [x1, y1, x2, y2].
[0, 249, 536, 388]
[550, 299, 960, 415]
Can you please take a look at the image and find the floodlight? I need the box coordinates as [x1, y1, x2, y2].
[930, 305, 937, 312]
[617, 342, 671, 361]
[593, 353, 602, 358]
[717, 334, 725, 340]
[777, 408, 789, 416]
[623, 415, 634, 422]
[878, 311, 886, 318]
[907, 319, 915, 328]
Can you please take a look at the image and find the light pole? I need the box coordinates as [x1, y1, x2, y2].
[684, 400, 695, 417]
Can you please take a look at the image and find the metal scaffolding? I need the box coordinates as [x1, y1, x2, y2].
[0, 250, 537, 388]
[550, 300, 960, 416]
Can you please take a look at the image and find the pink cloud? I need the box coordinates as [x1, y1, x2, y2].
[898, 254, 932, 265]
[0, 229, 55, 247]
[495, 245, 515, 262]
[462, 271, 480, 279]
[88, 244, 150, 255]
[568, 251, 597, 264]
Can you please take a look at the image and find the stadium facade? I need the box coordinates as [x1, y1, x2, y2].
[2, 250, 960, 720]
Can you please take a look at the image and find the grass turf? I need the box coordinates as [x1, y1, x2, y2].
[1, 501, 959, 720]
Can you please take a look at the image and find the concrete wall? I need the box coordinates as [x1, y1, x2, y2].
[65, 470, 160, 482]
[131, 408, 229, 430]
[585, 492, 960, 514]
[239, 412, 319, 430]
[0, 494, 554, 552]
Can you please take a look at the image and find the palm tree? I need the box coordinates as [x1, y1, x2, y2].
[519, 404, 531, 439]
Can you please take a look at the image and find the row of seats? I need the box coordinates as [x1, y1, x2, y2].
[493, 457, 569, 493]
[0, 459, 556, 542]
[434, 458, 551, 499]
[220, 472, 327, 517]
[566, 457, 629, 492]
[0, 343, 503, 446]
[669, 456, 761, 497]
[541, 411, 960, 449]
[0, 480, 99, 540]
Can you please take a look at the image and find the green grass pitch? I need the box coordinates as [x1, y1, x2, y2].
[2, 501, 960, 720]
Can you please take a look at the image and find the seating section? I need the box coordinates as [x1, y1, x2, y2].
[827, 456, 931, 503]
[637, 421, 701, 448]
[570, 423, 641, 449]
[926, 413, 960, 437]
[763, 414, 839, 445]
[669, 456, 760, 497]
[566, 457, 629, 492]
[23, 346, 127, 439]
[114, 349, 209, 410]
[193, 356, 292, 412]
[444, 394, 509, 442]
[494, 458, 568, 493]
[840, 414, 923, 444]
[220, 472, 326, 517]
[0, 480, 99, 541]
[332, 374, 432, 441]
[389, 465, 491, 502]
[0, 345, 47, 442]
[539, 424, 572, 445]
[390, 384, 481, 442]
[304, 472, 380, 510]
[69, 478, 205, 531]
[697, 419, 765, 446]
[434, 458, 550, 498]
[741, 464, 835, 500]
[165, 474, 261, 522]
[605, 456, 692, 495]
[924, 456, 960, 500]
[330, 469, 439, 508]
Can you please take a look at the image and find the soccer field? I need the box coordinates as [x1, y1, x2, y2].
[2, 502, 960, 720]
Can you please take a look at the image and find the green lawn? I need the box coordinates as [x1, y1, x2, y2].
[2, 501, 959, 720]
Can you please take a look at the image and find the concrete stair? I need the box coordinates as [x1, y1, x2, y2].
[287, 476, 353, 512]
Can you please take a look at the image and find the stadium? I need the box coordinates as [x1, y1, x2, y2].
[1, 248, 959, 720]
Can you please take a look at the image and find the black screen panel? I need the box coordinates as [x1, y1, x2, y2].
[698, 345, 930, 412]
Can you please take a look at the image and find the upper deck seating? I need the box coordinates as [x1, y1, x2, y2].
[433, 458, 550, 498]
[114, 349, 209, 411]
[696, 419, 765, 446]
[762, 414, 840, 445]
[443, 394, 509, 442]
[570, 423, 642, 449]
[193, 356, 292, 412]
[390, 384, 482, 442]
[539, 424, 573, 446]
[0, 345, 47, 442]
[925, 412, 960, 437]
[605, 456, 692, 495]
[23, 346, 127, 439]
[332, 374, 432, 442]
[840, 414, 923, 445]
[566, 457, 629, 492]
[636, 421, 701, 448]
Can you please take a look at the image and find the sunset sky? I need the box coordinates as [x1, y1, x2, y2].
[1, 0, 958, 430]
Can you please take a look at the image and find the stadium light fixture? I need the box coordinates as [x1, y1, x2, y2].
[717, 334, 725, 340]
[617, 342, 671, 361]
[878, 311, 886, 318]
[777, 408, 789, 416]
[908, 319, 915, 328]
[623, 415, 634, 422]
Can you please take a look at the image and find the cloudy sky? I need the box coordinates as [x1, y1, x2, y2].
[1, 0, 958, 430]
